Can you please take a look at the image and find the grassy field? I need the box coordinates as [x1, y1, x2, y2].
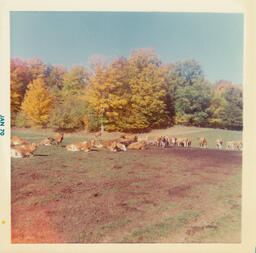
[12, 125, 242, 149]
[11, 126, 242, 243]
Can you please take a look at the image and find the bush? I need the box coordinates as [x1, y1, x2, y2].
[15, 111, 32, 128]
[48, 97, 87, 131]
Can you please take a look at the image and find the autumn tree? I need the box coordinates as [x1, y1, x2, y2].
[21, 78, 53, 127]
[85, 57, 130, 131]
[10, 58, 31, 125]
[207, 81, 243, 129]
[44, 64, 67, 89]
[85, 48, 174, 132]
[127, 48, 173, 130]
[62, 65, 87, 96]
[25, 57, 46, 80]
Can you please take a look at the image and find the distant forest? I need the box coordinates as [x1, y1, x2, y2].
[11, 48, 243, 132]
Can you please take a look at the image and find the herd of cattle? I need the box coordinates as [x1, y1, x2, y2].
[10, 132, 243, 158]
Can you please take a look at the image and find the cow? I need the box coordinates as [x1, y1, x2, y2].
[82, 140, 96, 152]
[146, 136, 158, 146]
[176, 138, 189, 147]
[237, 141, 243, 151]
[169, 137, 177, 146]
[94, 131, 102, 139]
[120, 135, 138, 147]
[11, 136, 26, 146]
[40, 137, 55, 146]
[199, 137, 207, 148]
[66, 141, 88, 151]
[11, 142, 39, 158]
[159, 136, 169, 148]
[226, 141, 236, 150]
[216, 138, 223, 150]
[138, 135, 149, 143]
[127, 141, 147, 150]
[54, 132, 64, 146]
[95, 139, 126, 152]
[66, 140, 95, 152]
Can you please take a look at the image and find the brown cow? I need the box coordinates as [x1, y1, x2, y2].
[237, 141, 243, 151]
[226, 141, 237, 150]
[55, 132, 64, 146]
[95, 139, 126, 152]
[120, 135, 138, 147]
[11, 136, 26, 146]
[176, 138, 189, 147]
[216, 137, 223, 150]
[66, 140, 95, 152]
[127, 141, 147, 150]
[11, 142, 39, 158]
[199, 137, 207, 148]
[159, 136, 169, 148]
[82, 140, 96, 152]
[169, 137, 177, 146]
[40, 137, 55, 146]
[94, 131, 102, 139]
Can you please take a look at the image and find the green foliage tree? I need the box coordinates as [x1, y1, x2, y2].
[175, 82, 212, 126]
[48, 96, 87, 131]
[170, 59, 212, 126]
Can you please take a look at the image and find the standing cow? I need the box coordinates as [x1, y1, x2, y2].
[216, 137, 223, 150]
[199, 137, 207, 148]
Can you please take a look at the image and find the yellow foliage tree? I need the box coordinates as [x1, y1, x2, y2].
[85, 49, 174, 132]
[21, 78, 53, 127]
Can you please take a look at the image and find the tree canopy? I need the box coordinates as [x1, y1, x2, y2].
[11, 50, 243, 131]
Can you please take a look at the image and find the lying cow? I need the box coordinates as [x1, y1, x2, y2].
[11, 136, 26, 146]
[120, 135, 138, 147]
[40, 137, 55, 146]
[94, 131, 102, 139]
[95, 139, 126, 152]
[11, 142, 39, 158]
[127, 141, 147, 150]
[66, 140, 95, 152]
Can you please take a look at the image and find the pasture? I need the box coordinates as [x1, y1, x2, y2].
[11, 126, 242, 243]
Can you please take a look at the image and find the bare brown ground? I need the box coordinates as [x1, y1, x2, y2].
[11, 146, 242, 243]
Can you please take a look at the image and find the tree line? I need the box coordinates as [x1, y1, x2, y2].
[11, 48, 243, 132]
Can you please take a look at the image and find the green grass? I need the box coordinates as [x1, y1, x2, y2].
[11, 125, 242, 150]
[11, 126, 242, 243]
[121, 210, 200, 242]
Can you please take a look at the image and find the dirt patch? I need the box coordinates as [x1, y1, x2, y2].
[11, 146, 242, 243]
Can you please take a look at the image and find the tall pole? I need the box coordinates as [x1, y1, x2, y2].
[101, 107, 105, 133]
[101, 119, 104, 133]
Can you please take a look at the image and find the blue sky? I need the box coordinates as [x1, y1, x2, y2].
[10, 12, 244, 84]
